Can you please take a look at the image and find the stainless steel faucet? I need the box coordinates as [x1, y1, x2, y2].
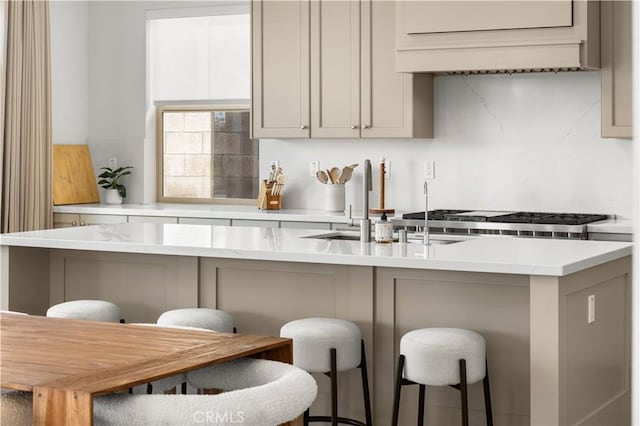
[360, 159, 372, 242]
[423, 181, 430, 245]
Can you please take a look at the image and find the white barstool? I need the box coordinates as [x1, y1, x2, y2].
[157, 308, 235, 333]
[280, 317, 372, 426]
[391, 328, 493, 426]
[46, 300, 121, 323]
[1, 359, 318, 426]
[155, 308, 235, 394]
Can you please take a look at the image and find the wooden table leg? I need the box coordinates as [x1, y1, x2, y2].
[33, 387, 93, 426]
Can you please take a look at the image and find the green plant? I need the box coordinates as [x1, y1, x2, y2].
[97, 166, 133, 198]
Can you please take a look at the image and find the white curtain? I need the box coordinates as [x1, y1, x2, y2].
[1, 0, 52, 233]
[0, 0, 7, 219]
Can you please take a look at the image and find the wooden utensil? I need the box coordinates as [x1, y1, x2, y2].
[329, 167, 340, 184]
[338, 166, 353, 184]
[316, 170, 329, 184]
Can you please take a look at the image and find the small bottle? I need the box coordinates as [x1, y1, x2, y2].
[375, 213, 393, 244]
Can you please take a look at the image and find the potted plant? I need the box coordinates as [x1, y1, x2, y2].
[98, 166, 133, 204]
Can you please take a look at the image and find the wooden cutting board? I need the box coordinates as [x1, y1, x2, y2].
[53, 145, 100, 205]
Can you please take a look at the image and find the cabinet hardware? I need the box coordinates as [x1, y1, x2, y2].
[362, 124, 370, 129]
[351, 125, 358, 129]
[300, 125, 308, 130]
[71, 221, 77, 226]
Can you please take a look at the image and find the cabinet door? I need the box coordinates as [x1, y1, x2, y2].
[79, 214, 127, 226]
[310, 1, 360, 138]
[361, 0, 432, 139]
[251, 0, 310, 138]
[403, 1, 572, 35]
[53, 214, 80, 228]
[601, 0, 632, 139]
[127, 216, 178, 224]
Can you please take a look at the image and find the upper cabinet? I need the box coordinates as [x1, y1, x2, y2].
[600, 0, 632, 139]
[395, 0, 601, 73]
[252, 0, 433, 139]
[251, 1, 310, 138]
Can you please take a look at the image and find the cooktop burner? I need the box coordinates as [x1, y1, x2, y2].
[402, 210, 470, 221]
[401, 210, 608, 225]
[531, 213, 609, 225]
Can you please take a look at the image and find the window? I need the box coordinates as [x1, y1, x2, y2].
[148, 5, 254, 202]
[157, 106, 257, 201]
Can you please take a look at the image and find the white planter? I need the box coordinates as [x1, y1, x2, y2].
[105, 189, 123, 205]
[324, 184, 345, 212]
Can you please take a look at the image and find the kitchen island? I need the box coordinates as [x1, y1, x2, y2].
[0, 223, 632, 426]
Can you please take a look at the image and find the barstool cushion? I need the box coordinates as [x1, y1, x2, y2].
[280, 318, 361, 373]
[46, 300, 120, 323]
[401, 328, 486, 386]
[157, 308, 234, 333]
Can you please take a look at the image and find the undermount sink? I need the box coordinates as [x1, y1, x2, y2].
[303, 231, 462, 245]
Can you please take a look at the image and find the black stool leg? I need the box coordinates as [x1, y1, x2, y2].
[303, 408, 310, 426]
[459, 359, 469, 426]
[417, 384, 426, 426]
[330, 347, 338, 426]
[391, 354, 406, 426]
[146, 383, 153, 394]
[359, 340, 373, 426]
[181, 382, 187, 395]
[483, 358, 493, 426]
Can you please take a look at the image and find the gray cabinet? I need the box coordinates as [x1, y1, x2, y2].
[252, 0, 433, 139]
[251, 0, 310, 138]
[601, 0, 632, 139]
[53, 213, 127, 229]
[395, 0, 600, 73]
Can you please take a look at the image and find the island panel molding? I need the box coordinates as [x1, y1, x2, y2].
[49, 250, 198, 323]
[375, 268, 530, 424]
[200, 258, 374, 421]
[529, 256, 631, 426]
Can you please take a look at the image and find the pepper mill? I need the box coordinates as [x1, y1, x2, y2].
[369, 157, 395, 216]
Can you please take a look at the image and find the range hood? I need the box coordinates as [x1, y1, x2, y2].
[395, 0, 600, 74]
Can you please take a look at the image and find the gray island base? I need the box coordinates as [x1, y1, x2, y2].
[0, 223, 632, 425]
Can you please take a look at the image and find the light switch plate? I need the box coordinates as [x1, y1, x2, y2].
[310, 161, 320, 177]
[424, 161, 435, 180]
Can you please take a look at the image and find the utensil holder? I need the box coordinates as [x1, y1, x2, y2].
[324, 184, 345, 212]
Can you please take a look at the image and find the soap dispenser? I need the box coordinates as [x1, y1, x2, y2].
[375, 213, 393, 244]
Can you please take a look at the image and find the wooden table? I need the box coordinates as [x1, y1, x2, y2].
[0, 313, 293, 425]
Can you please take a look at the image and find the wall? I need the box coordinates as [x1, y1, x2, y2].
[261, 72, 633, 217]
[50, 1, 88, 145]
[71, 2, 633, 214]
[86, 1, 222, 204]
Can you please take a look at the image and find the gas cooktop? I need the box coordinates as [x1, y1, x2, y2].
[395, 210, 609, 240]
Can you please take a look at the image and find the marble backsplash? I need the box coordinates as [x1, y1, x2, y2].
[260, 71, 633, 217]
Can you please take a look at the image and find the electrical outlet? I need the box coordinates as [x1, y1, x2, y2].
[424, 161, 435, 180]
[384, 160, 391, 179]
[310, 161, 320, 177]
[108, 157, 118, 169]
[588, 294, 595, 324]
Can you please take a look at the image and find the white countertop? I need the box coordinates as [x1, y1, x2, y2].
[0, 223, 632, 277]
[586, 218, 634, 234]
[53, 203, 353, 224]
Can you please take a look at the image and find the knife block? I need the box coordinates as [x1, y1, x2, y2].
[257, 180, 282, 210]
